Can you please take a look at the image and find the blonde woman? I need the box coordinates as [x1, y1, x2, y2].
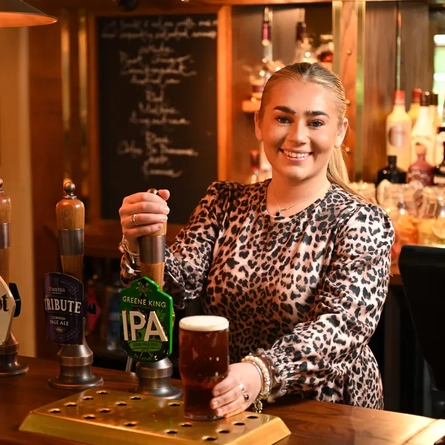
[119, 63, 394, 417]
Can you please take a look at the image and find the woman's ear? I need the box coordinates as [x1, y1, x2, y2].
[254, 111, 263, 142]
[334, 118, 349, 148]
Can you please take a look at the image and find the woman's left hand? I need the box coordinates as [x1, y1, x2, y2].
[210, 362, 262, 418]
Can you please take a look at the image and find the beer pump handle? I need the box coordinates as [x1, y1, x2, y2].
[138, 189, 166, 289]
[55, 182, 84, 282]
[0, 179, 11, 286]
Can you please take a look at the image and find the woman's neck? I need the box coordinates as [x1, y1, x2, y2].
[267, 177, 331, 217]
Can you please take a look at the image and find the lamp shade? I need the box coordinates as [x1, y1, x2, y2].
[0, 0, 56, 27]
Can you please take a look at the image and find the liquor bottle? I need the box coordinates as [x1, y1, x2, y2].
[386, 90, 412, 171]
[407, 142, 434, 187]
[408, 88, 422, 126]
[411, 91, 435, 167]
[377, 156, 407, 185]
[376, 155, 406, 205]
[246, 149, 260, 184]
[434, 141, 445, 186]
[249, 7, 275, 100]
[316, 34, 334, 71]
[430, 92, 442, 130]
[292, 20, 316, 64]
[436, 126, 445, 168]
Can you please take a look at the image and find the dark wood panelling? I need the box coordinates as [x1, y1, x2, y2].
[400, 2, 433, 97]
[361, 1, 431, 183]
[29, 14, 66, 359]
[362, 2, 397, 183]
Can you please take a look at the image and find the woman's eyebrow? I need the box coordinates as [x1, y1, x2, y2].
[273, 105, 330, 118]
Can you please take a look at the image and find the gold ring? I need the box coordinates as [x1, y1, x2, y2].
[130, 213, 138, 227]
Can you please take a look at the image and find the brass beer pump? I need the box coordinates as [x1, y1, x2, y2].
[0, 179, 28, 376]
[131, 188, 181, 398]
[48, 181, 103, 389]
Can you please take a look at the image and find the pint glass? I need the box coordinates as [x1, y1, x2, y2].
[179, 315, 229, 420]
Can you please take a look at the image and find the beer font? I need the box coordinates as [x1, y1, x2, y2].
[120, 188, 182, 398]
[45, 181, 103, 390]
[0, 179, 28, 376]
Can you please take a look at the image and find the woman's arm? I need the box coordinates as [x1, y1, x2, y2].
[261, 204, 394, 400]
[120, 181, 232, 307]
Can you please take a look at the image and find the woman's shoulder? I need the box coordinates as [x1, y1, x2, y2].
[326, 185, 392, 224]
[326, 184, 393, 233]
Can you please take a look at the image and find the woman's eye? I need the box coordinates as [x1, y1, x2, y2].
[309, 120, 324, 127]
[276, 116, 291, 124]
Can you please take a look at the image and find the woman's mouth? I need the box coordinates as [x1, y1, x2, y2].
[280, 149, 312, 160]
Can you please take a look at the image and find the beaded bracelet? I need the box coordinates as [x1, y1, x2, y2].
[255, 349, 288, 402]
[241, 354, 272, 413]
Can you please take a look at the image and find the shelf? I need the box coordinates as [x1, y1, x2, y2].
[242, 99, 261, 113]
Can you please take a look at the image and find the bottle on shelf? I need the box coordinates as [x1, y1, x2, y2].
[436, 126, 445, 168]
[408, 88, 422, 127]
[407, 140, 434, 188]
[249, 7, 280, 100]
[411, 91, 435, 167]
[316, 34, 334, 71]
[292, 20, 317, 64]
[376, 155, 406, 206]
[246, 149, 260, 184]
[442, 95, 445, 126]
[386, 90, 412, 171]
[434, 141, 445, 186]
[430, 92, 442, 130]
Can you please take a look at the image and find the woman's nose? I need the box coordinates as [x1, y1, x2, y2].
[284, 120, 307, 145]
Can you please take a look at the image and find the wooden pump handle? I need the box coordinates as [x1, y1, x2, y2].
[55, 182, 84, 281]
[138, 189, 166, 289]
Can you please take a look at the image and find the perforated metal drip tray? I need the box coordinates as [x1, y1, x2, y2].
[20, 387, 291, 444]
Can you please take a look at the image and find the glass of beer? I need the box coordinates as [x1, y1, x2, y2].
[179, 315, 229, 421]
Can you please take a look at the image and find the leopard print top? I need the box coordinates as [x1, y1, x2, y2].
[121, 179, 394, 409]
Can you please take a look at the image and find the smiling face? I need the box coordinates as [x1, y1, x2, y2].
[255, 79, 348, 186]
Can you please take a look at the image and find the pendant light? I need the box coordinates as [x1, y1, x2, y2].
[0, 0, 56, 28]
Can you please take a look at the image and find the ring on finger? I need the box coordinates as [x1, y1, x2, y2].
[237, 383, 249, 401]
[130, 213, 139, 227]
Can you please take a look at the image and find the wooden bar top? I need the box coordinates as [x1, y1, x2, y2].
[1, 356, 445, 445]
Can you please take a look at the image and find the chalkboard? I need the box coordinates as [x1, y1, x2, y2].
[96, 14, 218, 224]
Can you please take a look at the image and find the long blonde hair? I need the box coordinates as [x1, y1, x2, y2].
[258, 62, 354, 193]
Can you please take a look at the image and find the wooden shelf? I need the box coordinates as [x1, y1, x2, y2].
[242, 99, 261, 113]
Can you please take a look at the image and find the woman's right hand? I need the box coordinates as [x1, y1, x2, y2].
[119, 189, 171, 253]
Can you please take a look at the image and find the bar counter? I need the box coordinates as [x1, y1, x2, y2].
[1, 356, 445, 444]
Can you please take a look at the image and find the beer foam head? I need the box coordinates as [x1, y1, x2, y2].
[179, 315, 229, 332]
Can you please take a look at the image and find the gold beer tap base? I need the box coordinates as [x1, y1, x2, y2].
[49, 343, 103, 390]
[0, 332, 29, 377]
[132, 358, 182, 399]
[20, 387, 291, 445]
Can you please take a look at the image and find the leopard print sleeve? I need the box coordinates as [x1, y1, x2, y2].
[162, 181, 233, 308]
[262, 203, 394, 408]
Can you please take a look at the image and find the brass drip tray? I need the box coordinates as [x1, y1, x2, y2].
[20, 387, 291, 444]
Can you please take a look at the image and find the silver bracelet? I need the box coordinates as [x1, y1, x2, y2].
[119, 235, 139, 265]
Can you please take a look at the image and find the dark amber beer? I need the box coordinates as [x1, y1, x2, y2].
[179, 315, 229, 420]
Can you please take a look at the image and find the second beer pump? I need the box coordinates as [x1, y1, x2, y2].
[0, 179, 28, 376]
[123, 188, 181, 398]
[46, 182, 102, 389]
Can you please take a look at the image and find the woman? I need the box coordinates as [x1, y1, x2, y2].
[119, 62, 394, 417]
